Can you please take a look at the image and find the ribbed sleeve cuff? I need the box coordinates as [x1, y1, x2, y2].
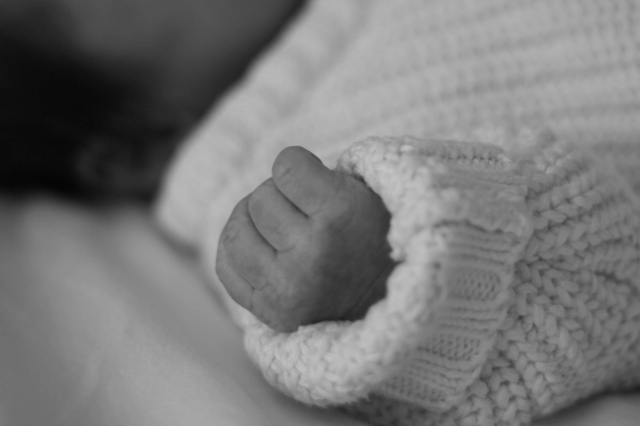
[239, 135, 534, 409]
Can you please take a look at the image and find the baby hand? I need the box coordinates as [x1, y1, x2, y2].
[216, 147, 394, 332]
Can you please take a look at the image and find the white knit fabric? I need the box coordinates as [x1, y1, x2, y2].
[155, 1, 640, 425]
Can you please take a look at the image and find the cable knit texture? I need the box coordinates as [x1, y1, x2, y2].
[155, 1, 640, 425]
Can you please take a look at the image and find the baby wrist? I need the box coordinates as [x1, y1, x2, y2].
[240, 134, 535, 409]
[338, 136, 536, 411]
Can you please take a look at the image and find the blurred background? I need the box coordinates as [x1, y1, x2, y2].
[0, 0, 303, 199]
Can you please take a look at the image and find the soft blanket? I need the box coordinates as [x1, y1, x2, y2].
[0, 196, 638, 425]
[0, 196, 365, 426]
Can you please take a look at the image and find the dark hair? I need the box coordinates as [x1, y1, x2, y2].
[0, 0, 306, 201]
[0, 22, 184, 201]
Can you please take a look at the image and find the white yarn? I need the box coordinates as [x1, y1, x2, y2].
[156, 1, 640, 424]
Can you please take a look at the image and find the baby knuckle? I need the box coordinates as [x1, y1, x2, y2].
[272, 157, 296, 184]
[220, 221, 241, 246]
[246, 192, 264, 220]
[251, 269, 273, 291]
[247, 180, 273, 217]
[271, 216, 302, 247]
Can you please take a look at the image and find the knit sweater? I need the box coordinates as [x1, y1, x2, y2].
[155, 1, 640, 425]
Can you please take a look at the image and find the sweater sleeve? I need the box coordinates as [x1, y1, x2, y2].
[237, 129, 640, 426]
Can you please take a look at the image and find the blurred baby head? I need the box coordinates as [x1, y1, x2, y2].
[0, 0, 304, 200]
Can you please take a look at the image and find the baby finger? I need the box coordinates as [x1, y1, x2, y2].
[247, 178, 308, 253]
[218, 195, 277, 291]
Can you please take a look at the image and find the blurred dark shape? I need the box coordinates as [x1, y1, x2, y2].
[0, 6, 128, 198]
[0, 0, 304, 201]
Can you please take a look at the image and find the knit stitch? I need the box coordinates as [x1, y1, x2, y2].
[156, 1, 640, 425]
[338, 132, 640, 426]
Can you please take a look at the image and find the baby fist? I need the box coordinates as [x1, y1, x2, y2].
[216, 146, 394, 332]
